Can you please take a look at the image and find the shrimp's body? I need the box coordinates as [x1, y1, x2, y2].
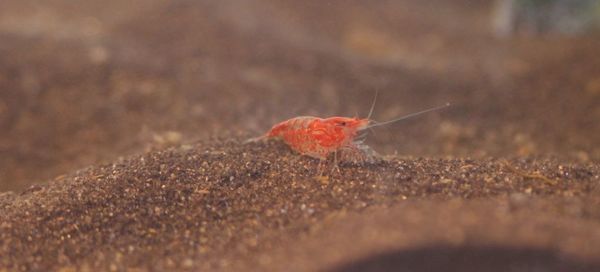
[249, 96, 449, 165]
[265, 116, 369, 159]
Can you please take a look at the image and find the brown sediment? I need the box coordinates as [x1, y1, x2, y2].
[502, 160, 558, 185]
[1, 139, 599, 271]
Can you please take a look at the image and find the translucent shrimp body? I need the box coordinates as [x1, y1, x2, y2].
[266, 116, 369, 159]
[250, 92, 449, 163]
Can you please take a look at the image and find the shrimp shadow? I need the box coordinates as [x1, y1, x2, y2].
[328, 245, 600, 272]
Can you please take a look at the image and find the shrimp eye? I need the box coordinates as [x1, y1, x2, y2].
[339, 121, 347, 126]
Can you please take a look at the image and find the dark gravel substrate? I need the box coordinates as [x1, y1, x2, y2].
[1, 139, 599, 271]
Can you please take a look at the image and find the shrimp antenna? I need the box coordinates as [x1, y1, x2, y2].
[367, 102, 451, 129]
[365, 90, 380, 135]
[366, 90, 379, 120]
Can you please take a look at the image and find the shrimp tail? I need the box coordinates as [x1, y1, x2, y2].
[244, 134, 268, 144]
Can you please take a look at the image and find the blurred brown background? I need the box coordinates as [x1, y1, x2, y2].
[1, 0, 599, 191]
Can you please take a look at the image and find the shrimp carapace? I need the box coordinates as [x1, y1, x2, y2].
[266, 116, 369, 159]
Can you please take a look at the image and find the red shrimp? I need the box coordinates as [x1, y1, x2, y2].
[264, 115, 372, 160]
[250, 93, 450, 165]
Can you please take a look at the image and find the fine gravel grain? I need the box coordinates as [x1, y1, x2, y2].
[1, 139, 599, 271]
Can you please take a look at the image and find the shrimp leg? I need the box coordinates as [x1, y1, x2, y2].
[332, 150, 341, 175]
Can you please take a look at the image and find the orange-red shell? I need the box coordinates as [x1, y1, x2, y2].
[266, 116, 368, 159]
